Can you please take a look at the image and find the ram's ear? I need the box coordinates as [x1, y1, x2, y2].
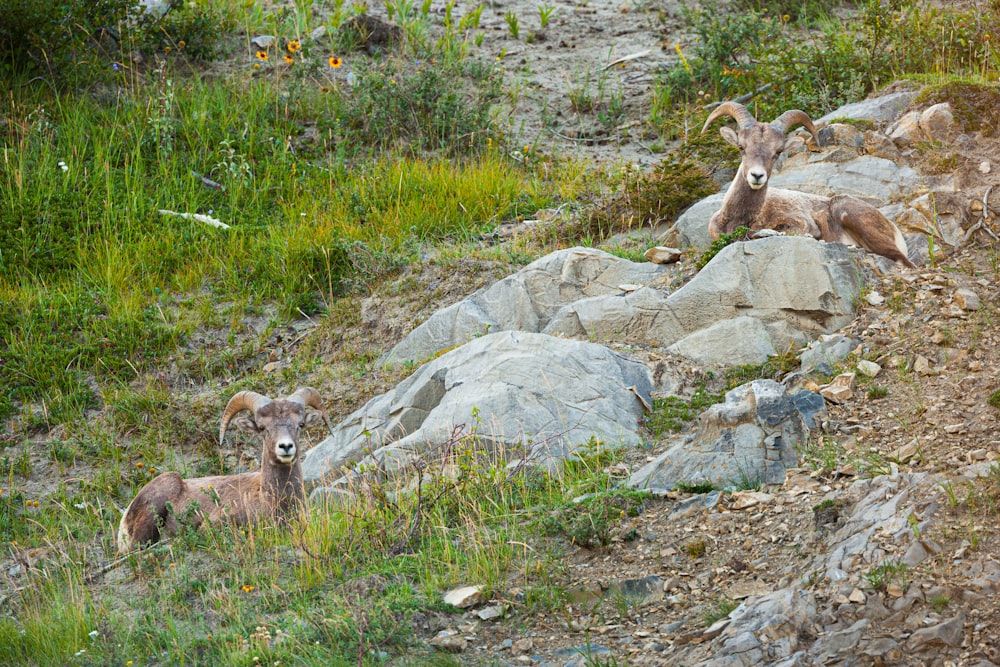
[719, 126, 739, 147]
[304, 411, 323, 428]
[233, 414, 262, 433]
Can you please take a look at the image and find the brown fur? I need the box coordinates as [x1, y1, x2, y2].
[117, 390, 323, 552]
[705, 105, 916, 269]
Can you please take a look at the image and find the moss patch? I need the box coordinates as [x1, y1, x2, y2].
[914, 81, 1000, 137]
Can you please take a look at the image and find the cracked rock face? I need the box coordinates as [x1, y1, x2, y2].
[629, 380, 824, 491]
[303, 331, 653, 492]
[380, 247, 672, 367]
[384, 237, 863, 370]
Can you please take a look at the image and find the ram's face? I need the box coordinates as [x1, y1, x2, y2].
[738, 125, 787, 190]
[720, 123, 787, 191]
[250, 401, 307, 465]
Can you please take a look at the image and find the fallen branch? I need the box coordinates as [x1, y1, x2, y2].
[603, 49, 651, 70]
[158, 209, 230, 230]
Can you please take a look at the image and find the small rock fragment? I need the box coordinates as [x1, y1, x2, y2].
[865, 291, 885, 306]
[443, 585, 486, 609]
[955, 288, 981, 311]
[644, 246, 683, 264]
[429, 630, 467, 653]
[856, 360, 881, 378]
[511, 638, 534, 654]
[913, 355, 938, 376]
[477, 605, 504, 621]
[731, 491, 774, 510]
[890, 440, 919, 464]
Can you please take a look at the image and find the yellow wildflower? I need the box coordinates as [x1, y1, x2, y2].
[287, 40, 301, 52]
[242, 584, 255, 592]
[284, 54, 294, 64]
[328, 56, 342, 68]
[256, 50, 269, 61]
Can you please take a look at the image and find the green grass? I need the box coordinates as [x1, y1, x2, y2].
[0, 65, 558, 425]
[645, 384, 725, 437]
[0, 436, 628, 665]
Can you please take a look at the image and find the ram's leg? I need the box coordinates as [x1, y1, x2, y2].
[830, 195, 916, 268]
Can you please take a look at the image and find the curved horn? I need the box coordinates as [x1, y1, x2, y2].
[219, 391, 272, 446]
[702, 101, 757, 133]
[286, 387, 333, 434]
[770, 109, 818, 144]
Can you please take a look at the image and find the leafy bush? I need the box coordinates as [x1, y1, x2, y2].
[696, 226, 751, 269]
[539, 489, 649, 547]
[0, 0, 228, 85]
[588, 156, 718, 237]
[334, 57, 502, 155]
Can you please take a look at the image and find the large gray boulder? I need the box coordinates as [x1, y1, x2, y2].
[646, 236, 863, 354]
[383, 238, 861, 374]
[303, 331, 653, 492]
[815, 91, 919, 125]
[628, 380, 825, 491]
[769, 154, 921, 204]
[381, 247, 670, 366]
[664, 192, 725, 251]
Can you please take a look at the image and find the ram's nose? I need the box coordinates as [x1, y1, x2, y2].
[276, 440, 297, 462]
[747, 168, 768, 189]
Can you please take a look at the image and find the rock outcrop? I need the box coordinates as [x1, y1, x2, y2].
[303, 331, 653, 492]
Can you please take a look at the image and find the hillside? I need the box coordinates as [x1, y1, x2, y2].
[2, 1, 1000, 665]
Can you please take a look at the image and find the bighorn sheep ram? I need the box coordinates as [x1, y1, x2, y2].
[703, 101, 916, 268]
[117, 388, 327, 552]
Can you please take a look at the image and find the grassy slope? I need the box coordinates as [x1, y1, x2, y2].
[2, 0, 1000, 664]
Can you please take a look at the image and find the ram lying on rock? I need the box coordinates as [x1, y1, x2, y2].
[703, 101, 916, 268]
[117, 388, 327, 552]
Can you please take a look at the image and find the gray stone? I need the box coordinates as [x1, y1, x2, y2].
[443, 585, 485, 608]
[667, 316, 777, 367]
[629, 380, 822, 491]
[817, 123, 864, 149]
[955, 288, 981, 311]
[645, 246, 684, 264]
[712, 588, 817, 657]
[906, 192, 969, 247]
[610, 575, 664, 606]
[907, 612, 965, 649]
[304, 332, 653, 490]
[381, 247, 671, 366]
[888, 111, 923, 147]
[662, 192, 725, 251]
[655, 237, 863, 354]
[800, 335, 859, 372]
[864, 131, 902, 161]
[813, 619, 869, 659]
[477, 605, 504, 621]
[919, 103, 957, 143]
[428, 630, 467, 653]
[768, 155, 921, 204]
[816, 91, 919, 124]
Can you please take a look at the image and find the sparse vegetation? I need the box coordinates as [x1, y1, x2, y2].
[4, 0, 1000, 662]
[646, 384, 725, 436]
[696, 226, 752, 269]
[863, 560, 909, 593]
[703, 597, 738, 626]
[989, 389, 1000, 410]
